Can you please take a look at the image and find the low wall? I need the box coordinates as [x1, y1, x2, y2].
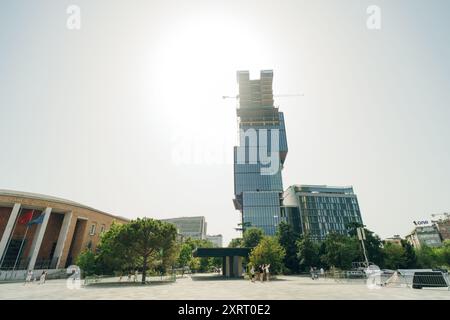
[0, 269, 66, 282]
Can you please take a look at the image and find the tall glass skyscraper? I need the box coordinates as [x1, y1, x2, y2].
[233, 70, 288, 236]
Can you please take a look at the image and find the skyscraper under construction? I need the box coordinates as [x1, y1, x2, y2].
[233, 70, 288, 236]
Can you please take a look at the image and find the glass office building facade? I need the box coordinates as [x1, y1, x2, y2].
[161, 216, 207, 240]
[233, 70, 288, 236]
[283, 185, 364, 241]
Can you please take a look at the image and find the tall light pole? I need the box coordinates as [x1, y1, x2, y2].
[357, 227, 370, 268]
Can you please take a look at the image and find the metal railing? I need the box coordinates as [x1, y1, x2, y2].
[0, 258, 30, 271]
[0, 257, 59, 271]
[84, 273, 177, 286]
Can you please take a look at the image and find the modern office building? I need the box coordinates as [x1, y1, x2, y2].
[283, 185, 364, 241]
[0, 190, 128, 277]
[406, 223, 443, 249]
[206, 234, 223, 248]
[233, 70, 288, 236]
[161, 216, 207, 240]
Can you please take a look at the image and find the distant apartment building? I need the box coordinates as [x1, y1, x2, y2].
[384, 235, 403, 246]
[406, 223, 442, 249]
[283, 185, 364, 241]
[433, 215, 450, 242]
[206, 235, 223, 248]
[161, 216, 207, 240]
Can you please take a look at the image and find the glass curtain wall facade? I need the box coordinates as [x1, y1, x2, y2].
[161, 216, 207, 240]
[283, 185, 364, 241]
[233, 70, 288, 236]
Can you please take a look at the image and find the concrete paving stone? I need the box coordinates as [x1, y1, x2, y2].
[0, 274, 449, 300]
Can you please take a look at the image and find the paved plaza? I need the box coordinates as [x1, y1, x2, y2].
[0, 274, 449, 300]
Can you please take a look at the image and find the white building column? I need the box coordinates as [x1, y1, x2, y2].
[54, 212, 73, 269]
[0, 203, 21, 263]
[236, 256, 243, 277]
[27, 207, 52, 270]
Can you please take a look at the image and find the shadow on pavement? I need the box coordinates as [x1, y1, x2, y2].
[190, 274, 288, 282]
[84, 281, 175, 288]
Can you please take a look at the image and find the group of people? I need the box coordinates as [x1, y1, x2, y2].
[119, 270, 139, 282]
[24, 270, 47, 285]
[310, 267, 325, 280]
[249, 264, 271, 283]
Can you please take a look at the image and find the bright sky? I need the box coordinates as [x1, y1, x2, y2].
[1, 0, 449, 245]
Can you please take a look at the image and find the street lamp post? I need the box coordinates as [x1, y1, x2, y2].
[357, 227, 370, 268]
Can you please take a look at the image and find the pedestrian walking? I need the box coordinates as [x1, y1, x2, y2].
[258, 265, 263, 282]
[310, 267, 315, 280]
[39, 271, 47, 285]
[250, 265, 255, 283]
[265, 264, 271, 282]
[24, 270, 33, 286]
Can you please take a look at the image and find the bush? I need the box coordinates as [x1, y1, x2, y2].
[76, 249, 97, 277]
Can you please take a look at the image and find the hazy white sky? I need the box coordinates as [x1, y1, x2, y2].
[1, 0, 449, 245]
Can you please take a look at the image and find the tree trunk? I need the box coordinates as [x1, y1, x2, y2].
[142, 256, 148, 284]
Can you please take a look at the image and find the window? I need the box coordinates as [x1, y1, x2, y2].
[100, 224, 106, 233]
[89, 224, 96, 236]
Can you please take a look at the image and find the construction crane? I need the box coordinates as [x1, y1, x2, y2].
[222, 93, 304, 100]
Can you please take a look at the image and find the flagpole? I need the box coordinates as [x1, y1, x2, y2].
[12, 210, 35, 271]
[0, 208, 22, 268]
[12, 225, 30, 271]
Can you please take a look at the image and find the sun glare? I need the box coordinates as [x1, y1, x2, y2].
[150, 13, 272, 158]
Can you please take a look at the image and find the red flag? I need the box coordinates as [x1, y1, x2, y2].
[18, 210, 34, 225]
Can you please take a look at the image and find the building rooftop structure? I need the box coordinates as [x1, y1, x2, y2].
[0, 190, 128, 222]
[289, 185, 355, 195]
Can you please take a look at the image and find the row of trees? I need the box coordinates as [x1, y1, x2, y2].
[76, 218, 221, 283]
[77, 218, 449, 281]
[229, 222, 450, 274]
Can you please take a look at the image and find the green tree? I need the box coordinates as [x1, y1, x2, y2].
[249, 237, 286, 274]
[321, 233, 360, 269]
[416, 245, 439, 268]
[96, 222, 136, 275]
[318, 242, 329, 269]
[189, 257, 201, 271]
[277, 222, 300, 273]
[177, 243, 193, 275]
[243, 228, 265, 248]
[346, 223, 384, 266]
[181, 238, 215, 273]
[114, 218, 178, 283]
[296, 234, 320, 272]
[402, 241, 418, 268]
[228, 238, 243, 248]
[160, 241, 180, 274]
[439, 240, 450, 267]
[76, 249, 97, 277]
[382, 243, 407, 269]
